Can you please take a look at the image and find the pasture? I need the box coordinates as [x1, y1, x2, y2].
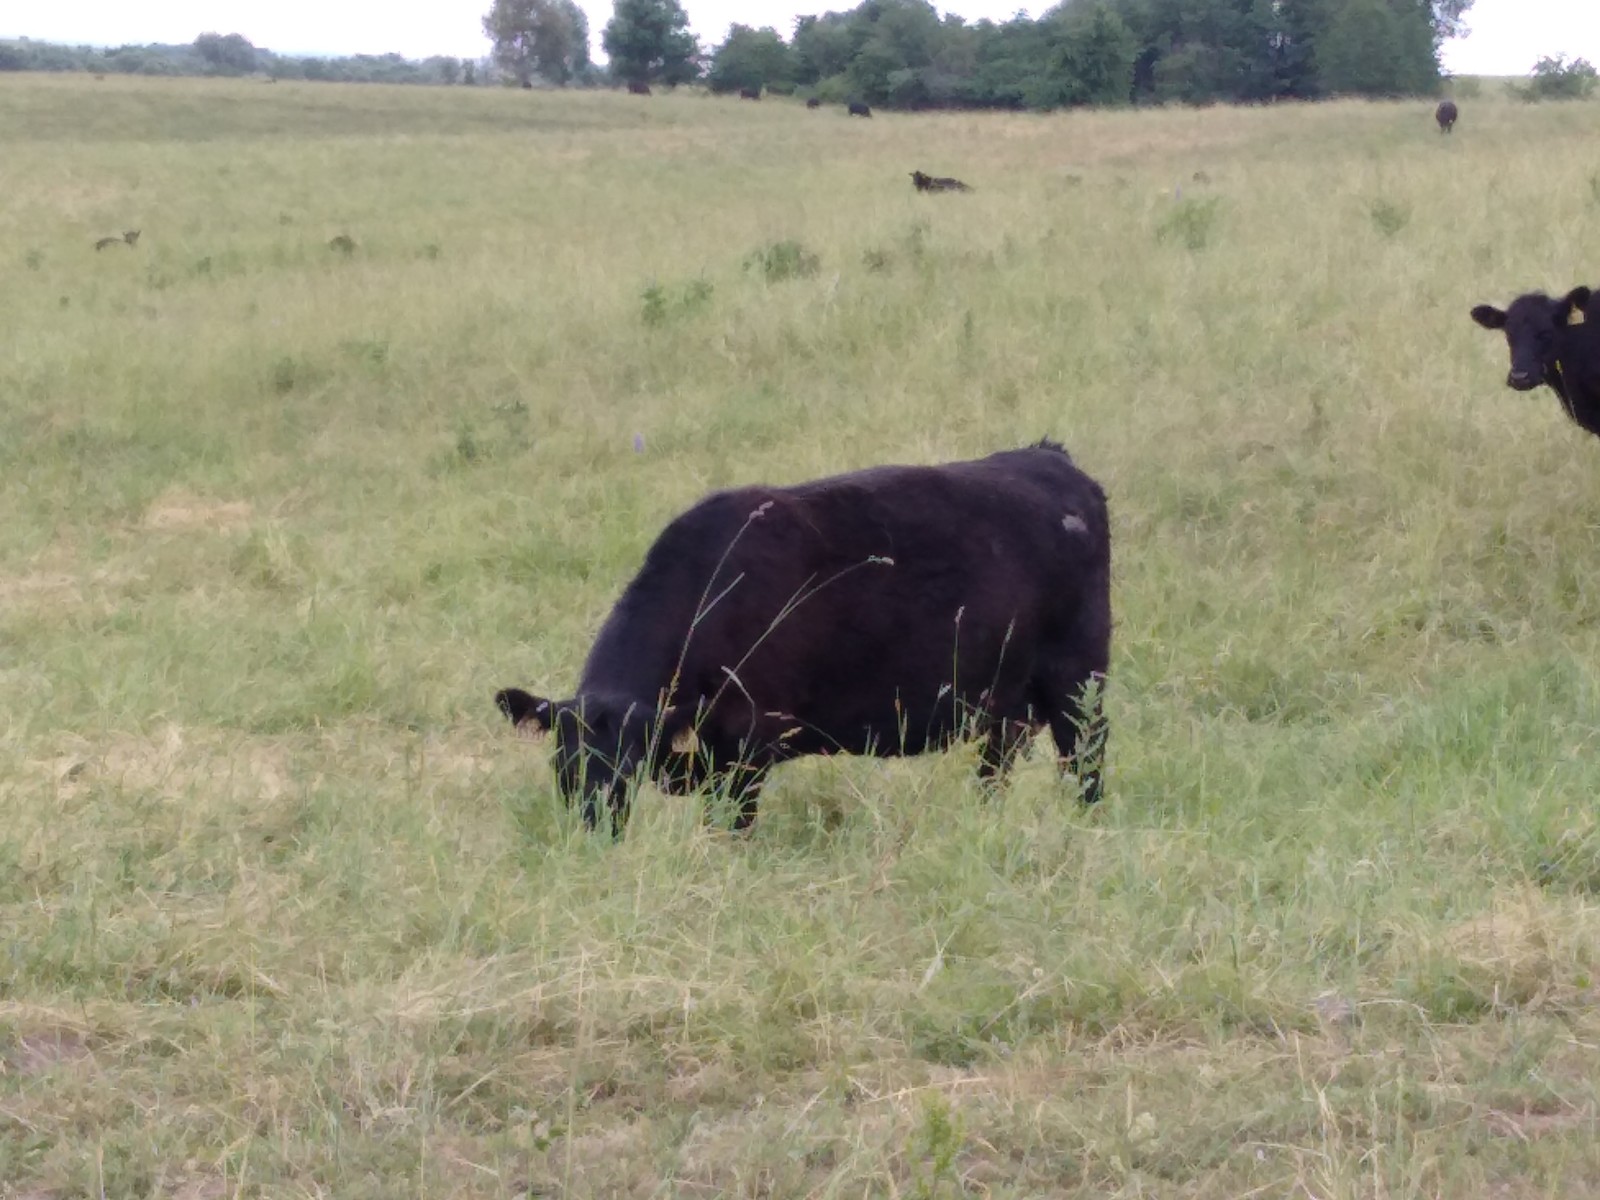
[3, 73, 1600, 1196]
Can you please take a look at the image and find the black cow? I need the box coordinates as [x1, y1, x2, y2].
[911, 169, 972, 193]
[740, 87, 761, 100]
[1436, 100, 1458, 133]
[806, 97, 822, 109]
[496, 440, 1111, 835]
[627, 80, 652, 95]
[1471, 287, 1600, 437]
[848, 102, 872, 118]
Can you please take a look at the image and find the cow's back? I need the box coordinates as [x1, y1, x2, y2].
[660, 447, 1107, 736]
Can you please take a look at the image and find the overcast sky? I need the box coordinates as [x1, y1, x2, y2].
[6, 0, 1597, 76]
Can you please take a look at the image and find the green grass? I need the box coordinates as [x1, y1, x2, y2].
[4, 74, 1600, 1196]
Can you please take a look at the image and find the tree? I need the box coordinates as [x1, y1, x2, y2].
[1517, 54, 1598, 102]
[792, 14, 855, 84]
[1316, 0, 1436, 96]
[962, 18, 1054, 108]
[193, 32, 258, 75]
[603, 0, 699, 87]
[843, 0, 944, 104]
[708, 25, 796, 93]
[1429, 0, 1472, 46]
[1272, 0, 1329, 97]
[483, 0, 590, 85]
[1053, 2, 1137, 106]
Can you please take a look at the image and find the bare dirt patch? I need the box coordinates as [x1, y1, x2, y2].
[143, 488, 253, 533]
[0, 550, 142, 615]
[5, 1027, 93, 1076]
[0, 571, 81, 606]
[1484, 1107, 1596, 1140]
[32, 725, 292, 804]
[169, 1178, 229, 1200]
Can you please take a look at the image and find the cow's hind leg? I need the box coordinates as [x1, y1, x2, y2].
[976, 717, 1035, 793]
[705, 761, 771, 831]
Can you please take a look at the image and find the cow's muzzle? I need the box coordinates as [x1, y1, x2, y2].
[1507, 370, 1540, 392]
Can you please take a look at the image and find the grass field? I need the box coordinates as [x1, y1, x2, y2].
[4, 72, 1600, 1197]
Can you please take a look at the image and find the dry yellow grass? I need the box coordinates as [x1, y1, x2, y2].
[2, 73, 1600, 1195]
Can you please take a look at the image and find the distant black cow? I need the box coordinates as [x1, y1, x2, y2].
[94, 229, 139, 250]
[1471, 287, 1600, 437]
[627, 80, 651, 95]
[521, 80, 533, 90]
[911, 169, 972, 193]
[740, 87, 761, 100]
[806, 97, 822, 109]
[496, 440, 1111, 835]
[1436, 100, 1458, 133]
[848, 102, 872, 118]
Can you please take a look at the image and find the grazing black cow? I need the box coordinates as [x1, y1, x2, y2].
[806, 97, 822, 109]
[848, 102, 872, 118]
[495, 440, 1111, 835]
[1471, 287, 1600, 437]
[1436, 100, 1458, 133]
[627, 80, 651, 95]
[910, 169, 972, 193]
[739, 87, 761, 100]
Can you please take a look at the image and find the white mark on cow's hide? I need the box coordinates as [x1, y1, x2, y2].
[1061, 513, 1089, 534]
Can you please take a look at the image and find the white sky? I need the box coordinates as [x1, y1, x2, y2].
[4, 0, 1596, 75]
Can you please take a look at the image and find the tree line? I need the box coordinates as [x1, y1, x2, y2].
[0, 34, 508, 86]
[5, 0, 1476, 107]
[486, 0, 1471, 108]
[705, 0, 1473, 108]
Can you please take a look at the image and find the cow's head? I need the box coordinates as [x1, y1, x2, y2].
[1471, 287, 1592, 392]
[494, 686, 695, 833]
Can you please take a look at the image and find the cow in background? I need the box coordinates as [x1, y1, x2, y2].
[911, 170, 973, 193]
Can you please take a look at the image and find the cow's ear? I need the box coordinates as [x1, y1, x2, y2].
[1470, 305, 1506, 331]
[1564, 287, 1592, 322]
[495, 687, 555, 733]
